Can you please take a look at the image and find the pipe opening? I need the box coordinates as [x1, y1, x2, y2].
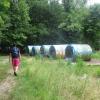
[40, 46, 45, 56]
[32, 47, 36, 56]
[49, 46, 56, 58]
[65, 46, 74, 58]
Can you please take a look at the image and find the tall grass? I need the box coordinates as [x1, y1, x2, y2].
[92, 51, 100, 59]
[8, 56, 100, 100]
[0, 56, 9, 82]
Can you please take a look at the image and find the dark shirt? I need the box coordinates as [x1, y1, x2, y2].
[10, 47, 20, 58]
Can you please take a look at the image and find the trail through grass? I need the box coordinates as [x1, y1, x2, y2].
[0, 52, 100, 100]
[8, 56, 100, 100]
[0, 56, 16, 100]
[0, 56, 9, 82]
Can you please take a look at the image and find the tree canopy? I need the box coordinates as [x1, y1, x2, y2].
[0, 0, 99, 49]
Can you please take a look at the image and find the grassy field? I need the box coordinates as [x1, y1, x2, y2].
[0, 52, 100, 100]
[0, 56, 9, 82]
[92, 51, 100, 59]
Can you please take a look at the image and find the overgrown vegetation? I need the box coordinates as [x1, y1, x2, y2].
[0, 51, 100, 100]
[7, 56, 100, 100]
[92, 51, 100, 59]
[0, 56, 9, 82]
[0, 0, 100, 49]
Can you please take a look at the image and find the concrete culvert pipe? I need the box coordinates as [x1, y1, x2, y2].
[65, 44, 92, 61]
[40, 45, 51, 57]
[31, 46, 41, 56]
[49, 45, 68, 58]
[26, 45, 34, 56]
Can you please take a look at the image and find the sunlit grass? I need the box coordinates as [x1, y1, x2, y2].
[0, 51, 99, 100]
[92, 51, 100, 59]
[8, 56, 100, 100]
[0, 56, 9, 82]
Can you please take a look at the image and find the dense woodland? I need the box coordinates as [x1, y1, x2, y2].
[0, 0, 100, 50]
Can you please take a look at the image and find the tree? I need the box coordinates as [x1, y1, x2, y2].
[26, 0, 48, 8]
[83, 4, 100, 49]
[59, 0, 88, 43]
[0, 0, 10, 43]
[28, 0, 64, 44]
[2, 0, 30, 46]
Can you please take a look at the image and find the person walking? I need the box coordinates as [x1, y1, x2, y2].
[9, 44, 21, 76]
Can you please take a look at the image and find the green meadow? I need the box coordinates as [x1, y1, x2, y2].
[0, 56, 9, 82]
[0, 52, 100, 100]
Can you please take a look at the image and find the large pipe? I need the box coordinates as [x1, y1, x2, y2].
[40, 45, 51, 57]
[31, 46, 41, 56]
[49, 44, 68, 58]
[65, 44, 92, 61]
[25, 45, 34, 55]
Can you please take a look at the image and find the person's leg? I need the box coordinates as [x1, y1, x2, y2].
[15, 66, 19, 72]
[12, 58, 20, 76]
[12, 66, 17, 76]
[12, 59, 16, 74]
[13, 66, 15, 72]
[14, 62, 20, 76]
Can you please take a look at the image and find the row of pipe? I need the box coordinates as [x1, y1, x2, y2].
[26, 44, 92, 61]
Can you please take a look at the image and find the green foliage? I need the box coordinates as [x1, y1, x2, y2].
[0, 0, 10, 43]
[0, 56, 9, 82]
[11, 0, 29, 46]
[28, 0, 64, 44]
[75, 58, 87, 75]
[92, 51, 100, 59]
[1, 0, 30, 46]
[95, 69, 100, 78]
[7, 56, 100, 100]
[59, 0, 89, 43]
[83, 4, 100, 50]
[0, 0, 99, 48]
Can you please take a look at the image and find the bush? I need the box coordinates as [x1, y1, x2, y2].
[95, 69, 100, 78]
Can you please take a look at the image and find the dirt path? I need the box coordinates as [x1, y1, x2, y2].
[86, 59, 100, 66]
[0, 69, 16, 100]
